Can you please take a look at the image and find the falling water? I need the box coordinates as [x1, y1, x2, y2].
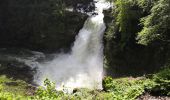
[34, 0, 111, 91]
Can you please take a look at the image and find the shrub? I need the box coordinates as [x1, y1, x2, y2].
[151, 67, 170, 95]
[34, 79, 64, 100]
[102, 77, 155, 100]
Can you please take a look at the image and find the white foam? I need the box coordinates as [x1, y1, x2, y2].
[34, 0, 111, 92]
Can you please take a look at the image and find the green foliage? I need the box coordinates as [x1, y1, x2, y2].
[0, 76, 11, 83]
[0, 75, 29, 96]
[34, 79, 64, 100]
[103, 76, 114, 91]
[112, 0, 142, 47]
[104, 0, 145, 71]
[151, 67, 170, 95]
[0, 75, 30, 100]
[137, 0, 170, 45]
[34, 79, 102, 100]
[0, 84, 2, 91]
[0, 92, 28, 100]
[105, 0, 170, 76]
[108, 0, 170, 46]
[103, 67, 170, 99]
[103, 77, 156, 100]
[137, 0, 156, 12]
[0, 74, 169, 100]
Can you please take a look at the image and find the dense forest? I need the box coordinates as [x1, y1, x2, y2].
[105, 0, 170, 76]
[0, 0, 170, 99]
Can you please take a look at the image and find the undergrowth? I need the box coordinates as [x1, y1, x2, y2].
[103, 77, 155, 100]
[0, 75, 30, 100]
[0, 67, 169, 100]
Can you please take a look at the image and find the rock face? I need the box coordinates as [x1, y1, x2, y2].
[0, 48, 45, 83]
[0, 0, 91, 52]
[0, 0, 98, 84]
[103, 5, 170, 77]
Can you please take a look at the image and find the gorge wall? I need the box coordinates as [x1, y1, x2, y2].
[0, 0, 94, 52]
[1, 0, 170, 78]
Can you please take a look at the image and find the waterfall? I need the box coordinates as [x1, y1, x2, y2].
[34, 0, 111, 92]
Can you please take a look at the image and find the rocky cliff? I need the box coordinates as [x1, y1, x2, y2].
[0, 0, 95, 52]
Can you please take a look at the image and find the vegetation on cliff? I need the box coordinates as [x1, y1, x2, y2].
[0, 0, 170, 99]
[105, 0, 170, 76]
[0, 0, 88, 52]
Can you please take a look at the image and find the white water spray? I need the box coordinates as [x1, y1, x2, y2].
[34, 0, 111, 91]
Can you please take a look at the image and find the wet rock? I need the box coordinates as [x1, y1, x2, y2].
[138, 93, 170, 100]
[0, 0, 88, 52]
[5, 82, 18, 86]
[0, 48, 45, 83]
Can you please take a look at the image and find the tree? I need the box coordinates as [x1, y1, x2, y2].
[137, 0, 170, 45]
